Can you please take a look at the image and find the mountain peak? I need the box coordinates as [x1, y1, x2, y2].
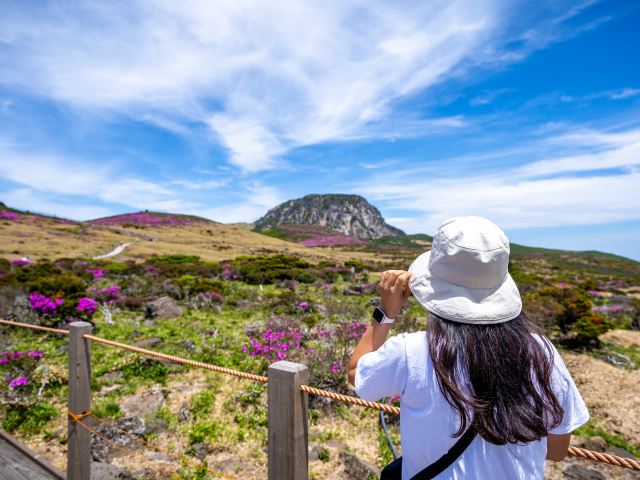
[254, 194, 404, 239]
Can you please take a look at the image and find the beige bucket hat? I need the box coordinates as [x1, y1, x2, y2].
[408, 216, 522, 324]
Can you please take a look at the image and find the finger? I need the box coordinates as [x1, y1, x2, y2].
[387, 270, 407, 289]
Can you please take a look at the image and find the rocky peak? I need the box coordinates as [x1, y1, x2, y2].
[253, 194, 404, 240]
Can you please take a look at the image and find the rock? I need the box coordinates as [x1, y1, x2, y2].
[144, 416, 167, 437]
[342, 288, 362, 297]
[309, 444, 325, 462]
[144, 453, 177, 462]
[99, 371, 124, 382]
[133, 337, 164, 348]
[189, 442, 209, 460]
[121, 391, 165, 417]
[218, 458, 243, 474]
[325, 439, 347, 450]
[178, 340, 195, 351]
[562, 464, 605, 480]
[339, 451, 381, 479]
[56, 342, 69, 354]
[50, 428, 64, 439]
[212, 305, 222, 314]
[365, 297, 381, 307]
[140, 356, 182, 372]
[98, 385, 125, 397]
[178, 401, 190, 422]
[142, 320, 159, 327]
[91, 461, 133, 480]
[607, 446, 637, 459]
[584, 436, 607, 453]
[91, 417, 145, 462]
[253, 194, 404, 239]
[145, 296, 182, 320]
[611, 295, 633, 304]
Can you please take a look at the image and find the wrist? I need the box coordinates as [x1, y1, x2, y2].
[378, 304, 398, 319]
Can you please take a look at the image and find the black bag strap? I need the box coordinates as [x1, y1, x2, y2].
[412, 427, 477, 480]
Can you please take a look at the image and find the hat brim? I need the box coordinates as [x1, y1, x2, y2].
[408, 251, 522, 325]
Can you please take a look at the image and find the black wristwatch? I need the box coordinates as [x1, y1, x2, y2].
[372, 307, 396, 324]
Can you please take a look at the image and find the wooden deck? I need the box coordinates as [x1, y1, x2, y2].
[0, 430, 65, 480]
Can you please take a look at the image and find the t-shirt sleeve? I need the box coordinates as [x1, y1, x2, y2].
[354, 333, 408, 402]
[548, 348, 590, 435]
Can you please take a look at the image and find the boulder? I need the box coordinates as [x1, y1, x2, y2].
[342, 288, 362, 297]
[309, 444, 326, 462]
[365, 297, 381, 307]
[562, 464, 605, 480]
[178, 340, 195, 352]
[178, 401, 190, 422]
[144, 453, 177, 463]
[217, 458, 243, 474]
[140, 356, 183, 372]
[99, 371, 124, 382]
[339, 451, 381, 479]
[584, 436, 607, 453]
[607, 446, 637, 459]
[189, 442, 209, 460]
[145, 297, 182, 320]
[121, 391, 165, 417]
[133, 337, 164, 348]
[91, 417, 145, 462]
[91, 461, 133, 480]
[144, 416, 167, 437]
[142, 320, 159, 327]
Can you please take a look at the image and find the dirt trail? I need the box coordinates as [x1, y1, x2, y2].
[92, 242, 131, 260]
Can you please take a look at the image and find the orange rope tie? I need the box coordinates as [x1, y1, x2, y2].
[0, 319, 69, 335]
[70, 412, 189, 480]
[89, 413, 237, 480]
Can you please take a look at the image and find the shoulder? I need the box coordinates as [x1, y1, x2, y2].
[384, 331, 427, 354]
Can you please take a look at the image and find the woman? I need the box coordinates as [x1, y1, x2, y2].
[348, 217, 588, 480]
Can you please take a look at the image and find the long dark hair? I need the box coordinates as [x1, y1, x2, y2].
[428, 311, 563, 445]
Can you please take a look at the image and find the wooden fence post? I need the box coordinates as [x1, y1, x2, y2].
[67, 322, 93, 480]
[268, 361, 309, 480]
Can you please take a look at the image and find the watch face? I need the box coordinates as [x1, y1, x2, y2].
[372, 307, 385, 323]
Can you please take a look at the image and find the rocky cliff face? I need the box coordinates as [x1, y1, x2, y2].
[253, 194, 404, 240]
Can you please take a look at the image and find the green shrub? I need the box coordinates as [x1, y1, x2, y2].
[190, 389, 216, 419]
[122, 361, 168, 385]
[2, 403, 59, 433]
[105, 262, 129, 272]
[528, 286, 592, 332]
[574, 315, 615, 338]
[147, 255, 200, 264]
[14, 262, 62, 283]
[93, 398, 123, 420]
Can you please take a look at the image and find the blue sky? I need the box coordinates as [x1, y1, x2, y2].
[1, 0, 640, 259]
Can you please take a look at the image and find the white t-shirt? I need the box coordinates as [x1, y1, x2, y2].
[355, 332, 589, 480]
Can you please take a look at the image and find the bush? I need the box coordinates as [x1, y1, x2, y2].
[2, 403, 59, 433]
[123, 361, 168, 385]
[528, 286, 592, 333]
[114, 297, 144, 311]
[14, 262, 62, 283]
[147, 255, 200, 264]
[29, 273, 87, 323]
[105, 262, 129, 272]
[574, 315, 615, 338]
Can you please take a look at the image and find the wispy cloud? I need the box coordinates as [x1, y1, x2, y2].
[469, 88, 516, 106]
[355, 126, 640, 232]
[0, 0, 602, 172]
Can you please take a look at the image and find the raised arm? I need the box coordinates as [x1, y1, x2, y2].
[348, 270, 413, 386]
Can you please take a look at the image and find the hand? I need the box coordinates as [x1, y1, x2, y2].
[378, 270, 413, 319]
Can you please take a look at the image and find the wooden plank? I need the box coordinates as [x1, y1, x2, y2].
[0, 431, 65, 480]
[268, 361, 308, 480]
[67, 322, 92, 480]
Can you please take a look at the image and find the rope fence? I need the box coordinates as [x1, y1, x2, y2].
[2, 319, 639, 472]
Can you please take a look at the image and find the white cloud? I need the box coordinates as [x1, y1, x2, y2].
[469, 88, 515, 106]
[356, 127, 640, 233]
[0, 0, 595, 171]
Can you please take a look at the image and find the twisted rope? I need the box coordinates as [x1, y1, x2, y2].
[0, 319, 69, 335]
[83, 334, 268, 383]
[299, 385, 400, 415]
[568, 446, 640, 471]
